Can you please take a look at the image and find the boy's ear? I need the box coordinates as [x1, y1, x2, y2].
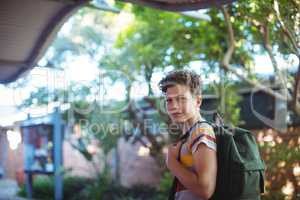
[196, 95, 202, 107]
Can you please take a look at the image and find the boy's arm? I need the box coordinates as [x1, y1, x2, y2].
[166, 143, 217, 199]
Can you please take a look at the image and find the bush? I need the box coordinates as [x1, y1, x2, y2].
[17, 171, 171, 200]
[155, 171, 173, 200]
[83, 171, 157, 200]
[18, 176, 52, 200]
[18, 176, 92, 200]
[102, 184, 156, 200]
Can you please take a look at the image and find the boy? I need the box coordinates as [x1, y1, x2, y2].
[159, 70, 217, 200]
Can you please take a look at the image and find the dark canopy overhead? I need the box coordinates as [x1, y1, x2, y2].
[122, 0, 236, 11]
[0, 0, 89, 84]
[0, 0, 236, 84]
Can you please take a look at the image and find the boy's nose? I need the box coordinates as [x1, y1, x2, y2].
[169, 101, 179, 109]
[169, 105, 183, 115]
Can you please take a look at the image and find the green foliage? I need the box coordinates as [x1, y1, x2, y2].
[221, 83, 242, 126]
[257, 131, 300, 199]
[27, 176, 53, 200]
[83, 169, 112, 200]
[80, 178, 157, 200]
[18, 87, 67, 109]
[236, 0, 299, 55]
[50, 7, 106, 58]
[155, 171, 173, 200]
[86, 101, 128, 154]
[16, 2, 300, 199]
[114, 8, 182, 94]
[116, 6, 204, 70]
[101, 184, 156, 200]
[18, 176, 92, 200]
[17, 174, 159, 200]
[207, 71, 242, 126]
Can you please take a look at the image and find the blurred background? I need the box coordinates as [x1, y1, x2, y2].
[0, 0, 299, 199]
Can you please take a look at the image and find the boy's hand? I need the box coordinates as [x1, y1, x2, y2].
[166, 141, 182, 170]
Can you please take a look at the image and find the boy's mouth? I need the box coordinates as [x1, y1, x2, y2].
[172, 113, 183, 117]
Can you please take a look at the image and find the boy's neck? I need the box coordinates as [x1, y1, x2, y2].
[180, 114, 202, 134]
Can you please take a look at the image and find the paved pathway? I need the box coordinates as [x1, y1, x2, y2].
[0, 179, 28, 200]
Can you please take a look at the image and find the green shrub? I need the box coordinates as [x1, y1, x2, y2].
[155, 171, 173, 200]
[103, 184, 156, 200]
[18, 176, 92, 200]
[17, 172, 171, 200]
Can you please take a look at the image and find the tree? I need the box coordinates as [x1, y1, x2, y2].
[219, 0, 300, 115]
[16, 6, 126, 178]
[115, 6, 188, 95]
[16, 1, 300, 196]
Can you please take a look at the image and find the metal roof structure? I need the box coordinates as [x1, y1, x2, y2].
[122, 0, 236, 11]
[0, 0, 90, 84]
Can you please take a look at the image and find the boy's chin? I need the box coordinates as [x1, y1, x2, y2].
[172, 117, 187, 123]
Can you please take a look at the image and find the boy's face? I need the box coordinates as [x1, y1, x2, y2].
[165, 84, 201, 123]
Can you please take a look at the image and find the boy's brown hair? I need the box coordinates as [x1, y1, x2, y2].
[158, 70, 202, 96]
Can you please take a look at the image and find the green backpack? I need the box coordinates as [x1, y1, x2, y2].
[168, 118, 265, 200]
[209, 123, 265, 200]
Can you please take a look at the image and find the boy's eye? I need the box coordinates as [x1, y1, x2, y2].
[179, 97, 186, 101]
